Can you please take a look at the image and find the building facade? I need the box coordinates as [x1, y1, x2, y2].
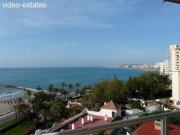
[169, 45, 180, 103]
[155, 60, 170, 76]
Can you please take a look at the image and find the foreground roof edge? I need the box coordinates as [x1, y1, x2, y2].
[162, 0, 180, 4]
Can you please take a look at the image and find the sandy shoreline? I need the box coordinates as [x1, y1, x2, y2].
[0, 102, 15, 114]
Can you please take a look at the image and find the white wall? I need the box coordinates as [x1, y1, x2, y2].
[172, 71, 180, 102]
[125, 109, 143, 115]
[100, 108, 117, 117]
[145, 104, 160, 112]
[87, 110, 100, 116]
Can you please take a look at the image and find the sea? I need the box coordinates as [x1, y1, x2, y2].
[0, 67, 149, 101]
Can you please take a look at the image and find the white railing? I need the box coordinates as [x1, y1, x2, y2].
[44, 110, 180, 135]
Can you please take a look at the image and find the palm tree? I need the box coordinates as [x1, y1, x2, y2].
[75, 83, 80, 95]
[25, 90, 31, 102]
[14, 102, 31, 126]
[61, 82, 66, 89]
[50, 98, 67, 121]
[60, 82, 67, 96]
[60, 88, 69, 96]
[47, 84, 54, 94]
[68, 84, 73, 94]
[54, 88, 59, 94]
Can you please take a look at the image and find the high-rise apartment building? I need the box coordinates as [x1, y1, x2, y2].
[169, 45, 180, 103]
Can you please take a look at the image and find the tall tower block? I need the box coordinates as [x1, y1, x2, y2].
[169, 45, 180, 102]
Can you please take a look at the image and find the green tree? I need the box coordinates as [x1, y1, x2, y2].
[61, 82, 66, 90]
[82, 78, 127, 111]
[50, 98, 67, 121]
[68, 84, 73, 93]
[82, 94, 100, 111]
[14, 102, 31, 127]
[60, 88, 69, 96]
[47, 84, 54, 94]
[75, 83, 80, 95]
[30, 91, 51, 119]
[125, 72, 171, 100]
[25, 90, 31, 102]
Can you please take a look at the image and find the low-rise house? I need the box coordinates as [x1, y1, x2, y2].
[36, 101, 122, 135]
[66, 96, 82, 110]
[145, 100, 161, 112]
[125, 109, 143, 115]
[100, 100, 121, 117]
[163, 103, 176, 111]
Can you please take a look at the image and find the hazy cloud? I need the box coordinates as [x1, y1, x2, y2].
[0, 0, 141, 28]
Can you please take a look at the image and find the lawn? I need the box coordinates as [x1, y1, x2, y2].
[0, 118, 17, 129]
[3, 121, 34, 135]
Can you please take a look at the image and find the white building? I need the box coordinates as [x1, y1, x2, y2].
[155, 60, 169, 76]
[100, 100, 121, 117]
[169, 45, 180, 103]
[145, 101, 161, 112]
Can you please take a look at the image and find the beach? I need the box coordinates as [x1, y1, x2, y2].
[0, 102, 16, 123]
[0, 103, 11, 115]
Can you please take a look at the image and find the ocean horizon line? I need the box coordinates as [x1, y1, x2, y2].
[0, 66, 107, 69]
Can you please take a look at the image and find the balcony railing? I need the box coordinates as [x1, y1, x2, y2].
[44, 110, 180, 135]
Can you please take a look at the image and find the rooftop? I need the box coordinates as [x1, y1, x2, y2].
[47, 101, 120, 133]
[62, 114, 112, 131]
[132, 121, 180, 135]
[101, 100, 121, 110]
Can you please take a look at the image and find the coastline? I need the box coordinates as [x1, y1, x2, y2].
[0, 102, 14, 118]
[0, 96, 26, 118]
[106, 67, 159, 71]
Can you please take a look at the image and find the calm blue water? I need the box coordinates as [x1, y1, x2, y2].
[0, 67, 148, 100]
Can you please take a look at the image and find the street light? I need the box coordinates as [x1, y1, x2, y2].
[162, 0, 180, 4]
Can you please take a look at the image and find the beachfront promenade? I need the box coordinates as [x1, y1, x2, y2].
[2, 84, 40, 93]
[16, 86, 39, 93]
[0, 85, 40, 124]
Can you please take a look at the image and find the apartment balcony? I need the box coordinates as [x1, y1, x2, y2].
[45, 111, 180, 135]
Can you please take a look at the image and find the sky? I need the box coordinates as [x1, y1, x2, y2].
[0, 0, 180, 67]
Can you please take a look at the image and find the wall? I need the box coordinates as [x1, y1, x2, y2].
[145, 104, 160, 112]
[172, 71, 180, 102]
[100, 109, 117, 117]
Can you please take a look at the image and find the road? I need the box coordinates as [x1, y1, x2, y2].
[0, 112, 16, 123]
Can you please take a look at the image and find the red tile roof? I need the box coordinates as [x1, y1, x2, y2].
[101, 100, 120, 110]
[132, 121, 180, 135]
[62, 114, 112, 130]
[146, 100, 158, 106]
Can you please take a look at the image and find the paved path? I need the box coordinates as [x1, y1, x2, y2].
[0, 112, 16, 124]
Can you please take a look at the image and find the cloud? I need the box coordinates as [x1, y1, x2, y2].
[0, 27, 13, 38]
[0, 0, 141, 28]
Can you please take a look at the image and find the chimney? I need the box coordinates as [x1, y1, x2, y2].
[90, 115, 93, 122]
[104, 115, 108, 121]
[87, 114, 90, 121]
[104, 102, 107, 105]
[72, 123, 75, 130]
[154, 120, 161, 130]
[81, 118, 85, 125]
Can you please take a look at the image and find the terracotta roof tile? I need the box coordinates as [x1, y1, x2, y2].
[101, 100, 120, 110]
[132, 121, 180, 135]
